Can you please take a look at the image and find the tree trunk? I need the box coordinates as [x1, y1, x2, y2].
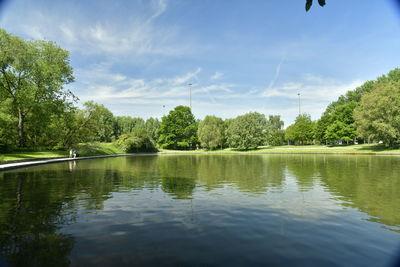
[18, 109, 26, 147]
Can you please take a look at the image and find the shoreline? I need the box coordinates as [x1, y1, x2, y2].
[1, 150, 400, 172]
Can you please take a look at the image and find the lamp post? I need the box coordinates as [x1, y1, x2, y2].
[188, 83, 192, 110]
[297, 92, 301, 116]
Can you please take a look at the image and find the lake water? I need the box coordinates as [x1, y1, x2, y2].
[0, 154, 399, 266]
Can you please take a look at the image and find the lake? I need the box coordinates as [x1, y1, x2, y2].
[0, 154, 399, 266]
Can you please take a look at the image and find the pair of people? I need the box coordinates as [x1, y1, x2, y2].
[69, 149, 78, 158]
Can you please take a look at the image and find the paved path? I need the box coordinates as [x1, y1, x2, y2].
[0, 153, 138, 171]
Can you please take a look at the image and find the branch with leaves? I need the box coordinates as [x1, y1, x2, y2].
[306, 0, 326, 11]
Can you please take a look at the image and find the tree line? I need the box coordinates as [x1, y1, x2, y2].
[1, 29, 399, 152]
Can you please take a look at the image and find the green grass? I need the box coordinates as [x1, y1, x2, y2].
[160, 144, 400, 155]
[0, 142, 124, 163]
[0, 151, 69, 162]
[2, 143, 399, 164]
[73, 142, 124, 156]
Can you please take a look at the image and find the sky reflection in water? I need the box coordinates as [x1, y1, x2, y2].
[0, 154, 399, 266]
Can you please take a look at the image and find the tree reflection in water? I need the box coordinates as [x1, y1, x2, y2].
[0, 154, 399, 266]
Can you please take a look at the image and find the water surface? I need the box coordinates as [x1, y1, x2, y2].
[0, 154, 399, 266]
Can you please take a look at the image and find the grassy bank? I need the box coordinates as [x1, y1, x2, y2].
[0, 142, 124, 163]
[160, 144, 400, 155]
[2, 143, 399, 164]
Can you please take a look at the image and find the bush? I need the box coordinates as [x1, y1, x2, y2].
[116, 130, 158, 153]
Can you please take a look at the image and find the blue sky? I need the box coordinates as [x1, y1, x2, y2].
[1, 0, 400, 125]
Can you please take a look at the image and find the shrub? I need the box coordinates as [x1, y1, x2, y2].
[116, 130, 158, 153]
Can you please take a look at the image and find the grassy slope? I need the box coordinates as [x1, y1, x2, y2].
[0, 142, 124, 163]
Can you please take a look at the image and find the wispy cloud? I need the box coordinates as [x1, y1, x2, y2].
[262, 75, 363, 102]
[211, 71, 224, 80]
[74, 65, 236, 106]
[266, 54, 286, 90]
[4, 0, 190, 58]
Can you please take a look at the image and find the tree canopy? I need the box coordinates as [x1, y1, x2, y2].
[285, 114, 315, 145]
[198, 115, 225, 150]
[0, 29, 74, 147]
[158, 106, 197, 149]
[227, 112, 266, 150]
[354, 81, 400, 147]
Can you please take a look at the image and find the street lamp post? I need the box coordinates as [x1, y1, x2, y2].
[188, 83, 192, 110]
[297, 93, 301, 116]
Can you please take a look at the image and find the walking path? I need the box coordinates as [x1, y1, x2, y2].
[0, 153, 139, 171]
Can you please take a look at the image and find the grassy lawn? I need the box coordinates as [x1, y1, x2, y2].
[0, 142, 124, 163]
[2, 143, 399, 164]
[160, 144, 400, 155]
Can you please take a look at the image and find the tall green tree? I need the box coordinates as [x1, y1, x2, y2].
[0, 29, 74, 147]
[265, 115, 285, 146]
[227, 112, 266, 150]
[113, 116, 145, 138]
[144, 117, 160, 142]
[80, 101, 115, 142]
[354, 81, 400, 147]
[324, 102, 356, 144]
[197, 115, 225, 150]
[158, 106, 197, 149]
[285, 114, 315, 145]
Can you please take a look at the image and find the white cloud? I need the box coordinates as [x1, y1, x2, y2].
[3, 0, 191, 58]
[75, 65, 232, 105]
[171, 68, 201, 86]
[262, 75, 363, 102]
[211, 71, 224, 80]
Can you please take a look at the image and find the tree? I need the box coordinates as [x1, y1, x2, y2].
[81, 101, 115, 142]
[315, 68, 400, 145]
[0, 29, 74, 147]
[354, 81, 400, 147]
[158, 106, 197, 149]
[197, 115, 225, 150]
[315, 114, 331, 145]
[324, 102, 356, 144]
[285, 114, 315, 145]
[113, 116, 145, 138]
[227, 112, 266, 150]
[144, 117, 160, 142]
[265, 115, 285, 146]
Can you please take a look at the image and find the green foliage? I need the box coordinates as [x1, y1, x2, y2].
[354, 81, 400, 147]
[305, 0, 326, 11]
[144, 117, 160, 142]
[285, 114, 315, 145]
[323, 102, 357, 143]
[80, 101, 115, 142]
[265, 115, 285, 146]
[0, 29, 74, 147]
[316, 68, 400, 145]
[116, 130, 158, 153]
[197, 115, 225, 150]
[158, 106, 197, 150]
[0, 99, 17, 151]
[227, 112, 266, 150]
[114, 116, 145, 138]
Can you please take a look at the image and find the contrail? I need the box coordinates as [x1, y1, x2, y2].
[267, 54, 287, 90]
